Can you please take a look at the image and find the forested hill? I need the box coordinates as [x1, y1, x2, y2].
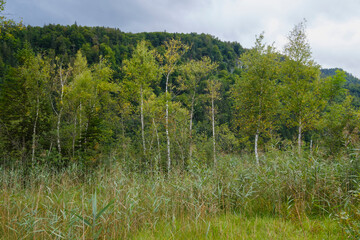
[321, 68, 359, 83]
[0, 24, 244, 72]
[321, 68, 360, 107]
[1, 22, 360, 171]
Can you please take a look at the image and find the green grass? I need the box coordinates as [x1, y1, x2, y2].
[133, 214, 343, 240]
[0, 151, 358, 239]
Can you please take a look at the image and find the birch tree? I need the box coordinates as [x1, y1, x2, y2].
[206, 78, 221, 167]
[18, 50, 51, 165]
[123, 40, 159, 157]
[179, 56, 218, 164]
[281, 21, 324, 154]
[162, 39, 189, 173]
[145, 93, 163, 171]
[51, 59, 71, 157]
[232, 34, 280, 165]
[66, 52, 115, 162]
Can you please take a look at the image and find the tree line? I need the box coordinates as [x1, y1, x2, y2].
[1, 19, 360, 172]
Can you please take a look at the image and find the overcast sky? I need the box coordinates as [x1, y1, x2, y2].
[5, 0, 360, 77]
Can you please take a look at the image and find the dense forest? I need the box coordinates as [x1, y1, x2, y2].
[1, 21, 360, 171]
[1, 2, 360, 238]
[0, 23, 246, 169]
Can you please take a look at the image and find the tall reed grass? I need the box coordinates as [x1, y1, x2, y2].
[0, 151, 358, 239]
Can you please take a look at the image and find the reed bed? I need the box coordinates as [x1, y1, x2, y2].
[0, 151, 357, 239]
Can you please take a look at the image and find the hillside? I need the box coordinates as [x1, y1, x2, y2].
[0, 24, 244, 73]
[321, 68, 360, 106]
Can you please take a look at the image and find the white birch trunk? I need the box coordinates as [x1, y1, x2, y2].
[189, 92, 195, 164]
[165, 73, 171, 173]
[140, 86, 146, 156]
[57, 64, 66, 156]
[72, 113, 77, 157]
[153, 118, 161, 171]
[79, 102, 82, 146]
[255, 89, 262, 166]
[298, 119, 302, 155]
[57, 107, 62, 155]
[121, 113, 126, 161]
[31, 97, 40, 165]
[255, 130, 259, 166]
[211, 93, 216, 167]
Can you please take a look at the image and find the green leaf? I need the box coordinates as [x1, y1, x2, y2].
[95, 199, 115, 220]
[73, 212, 92, 227]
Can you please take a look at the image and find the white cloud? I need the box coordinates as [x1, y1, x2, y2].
[308, 16, 360, 76]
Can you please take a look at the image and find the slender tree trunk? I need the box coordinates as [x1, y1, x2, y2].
[255, 129, 259, 166]
[298, 119, 302, 155]
[189, 92, 195, 165]
[57, 64, 67, 156]
[79, 102, 82, 147]
[121, 113, 126, 161]
[72, 113, 77, 157]
[31, 97, 40, 165]
[57, 107, 62, 155]
[84, 118, 89, 146]
[255, 88, 262, 166]
[253, 87, 263, 166]
[140, 86, 146, 156]
[153, 118, 161, 171]
[165, 73, 171, 173]
[48, 142, 53, 157]
[211, 94, 216, 167]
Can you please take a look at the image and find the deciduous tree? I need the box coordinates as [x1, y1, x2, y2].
[123, 40, 159, 157]
[233, 34, 280, 165]
[281, 21, 324, 154]
[162, 39, 189, 173]
[178, 56, 217, 164]
[206, 78, 221, 167]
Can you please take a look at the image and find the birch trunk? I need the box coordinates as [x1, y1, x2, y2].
[298, 119, 302, 155]
[165, 73, 171, 173]
[153, 118, 161, 171]
[31, 97, 40, 165]
[57, 107, 62, 155]
[211, 93, 216, 167]
[140, 86, 146, 156]
[255, 88, 262, 166]
[189, 92, 195, 164]
[57, 64, 66, 156]
[121, 113, 126, 161]
[255, 130, 259, 166]
[79, 102, 82, 146]
[72, 113, 77, 157]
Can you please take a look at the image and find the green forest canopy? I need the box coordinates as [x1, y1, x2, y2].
[1, 23, 360, 171]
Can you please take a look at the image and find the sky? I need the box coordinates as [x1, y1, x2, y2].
[5, 0, 360, 78]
